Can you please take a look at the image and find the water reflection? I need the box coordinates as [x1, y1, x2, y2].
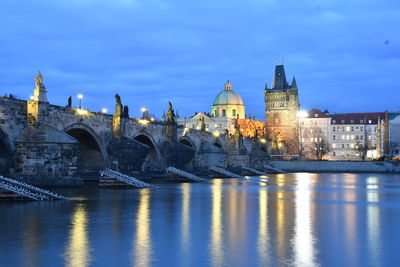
[1, 173, 400, 266]
[209, 179, 224, 267]
[22, 215, 40, 267]
[65, 204, 91, 267]
[367, 192, 381, 266]
[181, 183, 191, 264]
[133, 189, 152, 267]
[257, 189, 269, 266]
[293, 173, 316, 266]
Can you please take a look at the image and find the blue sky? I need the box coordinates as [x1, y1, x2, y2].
[1, 0, 399, 119]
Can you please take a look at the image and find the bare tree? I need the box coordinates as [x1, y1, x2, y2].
[307, 127, 330, 160]
[354, 140, 369, 161]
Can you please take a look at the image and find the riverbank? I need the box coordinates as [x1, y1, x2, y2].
[267, 160, 400, 173]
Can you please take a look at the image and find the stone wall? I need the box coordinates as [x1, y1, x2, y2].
[15, 142, 81, 185]
[268, 160, 400, 173]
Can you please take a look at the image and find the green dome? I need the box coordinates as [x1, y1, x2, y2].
[213, 82, 244, 106]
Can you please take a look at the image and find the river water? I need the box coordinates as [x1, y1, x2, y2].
[1, 173, 400, 267]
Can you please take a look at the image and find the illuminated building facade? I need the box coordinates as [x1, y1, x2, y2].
[265, 65, 299, 152]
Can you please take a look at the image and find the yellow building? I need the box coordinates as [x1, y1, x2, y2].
[211, 81, 245, 119]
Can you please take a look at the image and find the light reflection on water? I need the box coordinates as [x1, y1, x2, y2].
[209, 179, 223, 267]
[64, 204, 91, 267]
[0, 173, 400, 266]
[133, 189, 152, 267]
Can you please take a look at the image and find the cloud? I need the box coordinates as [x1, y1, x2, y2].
[0, 0, 399, 119]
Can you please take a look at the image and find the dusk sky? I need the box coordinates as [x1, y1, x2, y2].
[1, 0, 399, 119]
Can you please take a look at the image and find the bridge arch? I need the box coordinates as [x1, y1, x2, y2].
[133, 131, 161, 171]
[213, 138, 225, 151]
[178, 136, 197, 152]
[64, 123, 108, 177]
[0, 127, 14, 174]
[132, 132, 161, 159]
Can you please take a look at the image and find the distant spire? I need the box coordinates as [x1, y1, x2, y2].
[291, 76, 297, 88]
[271, 65, 288, 89]
[264, 82, 268, 90]
[224, 80, 232, 91]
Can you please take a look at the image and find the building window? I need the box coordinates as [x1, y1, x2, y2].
[342, 144, 345, 148]
[351, 127, 354, 131]
[346, 126, 350, 131]
[332, 120, 336, 123]
[369, 120, 372, 124]
[332, 144, 336, 148]
[232, 109, 236, 117]
[346, 144, 350, 148]
[341, 120, 345, 123]
[360, 126, 364, 131]
[361, 135, 364, 140]
[222, 109, 226, 116]
[333, 152, 336, 156]
[356, 135, 359, 140]
[360, 120, 364, 123]
[333, 127, 336, 132]
[356, 126, 359, 131]
[333, 135, 336, 140]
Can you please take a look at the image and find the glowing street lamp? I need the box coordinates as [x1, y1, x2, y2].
[77, 94, 84, 109]
[296, 110, 308, 118]
[101, 108, 108, 114]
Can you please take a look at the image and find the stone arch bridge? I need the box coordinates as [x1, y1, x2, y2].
[0, 78, 268, 185]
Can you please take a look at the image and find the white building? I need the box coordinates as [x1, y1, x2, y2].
[298, 109, 331, 159]
[298, 109, 386, 160]
[329, 113, 385, 160]
[389, 112, 400, 158]
[177, 81, 245, 135]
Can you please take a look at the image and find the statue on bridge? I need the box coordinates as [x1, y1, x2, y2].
[67, 96, 72, 107]
[115, 94, 122, 106]
[167, 101, 175, 123]
[33, 71, 48, 103]
[34, 71, 46, 91]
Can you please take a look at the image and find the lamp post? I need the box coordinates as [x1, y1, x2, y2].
[141, 107, 148, 119]
[77, 94, 84, 109]
[101, 108, 107, 114]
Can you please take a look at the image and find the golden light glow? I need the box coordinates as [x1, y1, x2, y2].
[77, 94, 84, 99]
[210, 179, 223, 267]
[212, 131, 220, 137]
[141, 107, 147, 113]
[101, 108, 107, 113]
[260, 139, 267, 143]
[65, 204, 91, 267]
[76, 108, 89, 116]
[138, 119, 149, 125]
[150, 117, 155, 122]
[182, 127, 189, 136]
[29, 95, 34, 100]
[133, 189, 152, 267]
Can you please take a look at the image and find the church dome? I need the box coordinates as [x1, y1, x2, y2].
[212, 81, 244, 106]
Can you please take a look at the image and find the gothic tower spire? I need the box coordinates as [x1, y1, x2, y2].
[271, 65, 288, 89]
